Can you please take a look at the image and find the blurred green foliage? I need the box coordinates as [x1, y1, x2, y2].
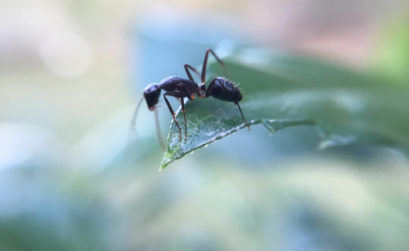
[373, 16, 409, 83]
[2, 157, 409, 251]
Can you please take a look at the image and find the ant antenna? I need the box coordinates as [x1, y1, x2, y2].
[129, 96, 165, 150]
[130, 96, 144, 132]
[154, 107, 166, 151]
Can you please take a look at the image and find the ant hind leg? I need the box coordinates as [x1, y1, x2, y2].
[201, 49, 228, 84]
[235, 102, 250, 130]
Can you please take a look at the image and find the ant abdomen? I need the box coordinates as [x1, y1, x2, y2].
[206, 77, 243, 103]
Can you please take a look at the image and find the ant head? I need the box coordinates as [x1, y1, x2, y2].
[143, 84, 161, 110]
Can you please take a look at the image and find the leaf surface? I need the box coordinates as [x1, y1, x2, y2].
[161, 48, 409, 169]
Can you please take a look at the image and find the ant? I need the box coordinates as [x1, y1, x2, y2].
[130, 49, 249, 149]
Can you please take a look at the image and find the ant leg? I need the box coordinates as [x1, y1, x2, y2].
[235, 102, 250, 130]
[184, 64, 201, 82]
[201, 49, 227, 84]
[154, 107, 166, 150]
[180, 98, 188, 140]
[163, 93, 183, 140]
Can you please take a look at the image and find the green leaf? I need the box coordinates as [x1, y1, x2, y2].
[160, 48, 409, 169]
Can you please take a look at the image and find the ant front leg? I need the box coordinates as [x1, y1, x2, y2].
[201, 49, 227, 84]
[163, 93, 183, 140]
[180, 98, 188, 140]
[184, 64, 201, 82]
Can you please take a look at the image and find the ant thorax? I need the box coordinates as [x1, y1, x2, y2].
[159, 77, 199, 94]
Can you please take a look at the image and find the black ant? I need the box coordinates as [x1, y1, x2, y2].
[130, 49, 249, 149]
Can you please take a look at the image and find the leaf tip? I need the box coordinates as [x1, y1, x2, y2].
[159, 150, 173, 170]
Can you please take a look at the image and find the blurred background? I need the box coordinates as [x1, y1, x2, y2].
[1, 0, 409, 250]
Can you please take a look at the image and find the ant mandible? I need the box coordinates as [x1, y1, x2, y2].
[130, 49, 249, 148]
